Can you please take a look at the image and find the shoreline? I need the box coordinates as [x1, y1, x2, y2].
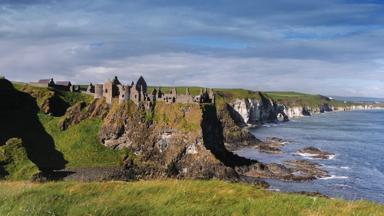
[237, 108, 384, 204]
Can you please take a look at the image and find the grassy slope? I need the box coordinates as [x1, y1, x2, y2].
[37, 114, 122, 169]
[7, 84, 122, 173]
[265, 91, 354, 107]
[0, 180, 383, 216]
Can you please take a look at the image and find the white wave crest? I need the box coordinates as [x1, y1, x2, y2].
[295, 152, 335, 160]
[320, 175, 349, 180]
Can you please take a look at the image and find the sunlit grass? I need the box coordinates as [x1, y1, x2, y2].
[38, 113, 122, 168]
[0, 180, 382, 216]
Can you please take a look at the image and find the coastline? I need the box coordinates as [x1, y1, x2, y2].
[236, 108, 384, 203]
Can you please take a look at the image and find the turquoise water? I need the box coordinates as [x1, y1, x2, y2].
[235, 110, 384, 203]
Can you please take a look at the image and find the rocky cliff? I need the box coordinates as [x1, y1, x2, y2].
[228, 93, 380, 125]
[97, 101, 258, 180]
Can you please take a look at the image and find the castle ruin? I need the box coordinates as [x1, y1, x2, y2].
[89, 76, 215, 106]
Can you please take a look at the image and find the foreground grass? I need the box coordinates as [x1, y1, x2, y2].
[0, 180, 382, 216]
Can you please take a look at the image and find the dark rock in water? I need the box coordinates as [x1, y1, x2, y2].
[284, 160, 329, 179]
[257, 144, 282, 154]
[236, 159, 329, 181]
[296, 147, 335, 159]
[254, 137, 289, 154]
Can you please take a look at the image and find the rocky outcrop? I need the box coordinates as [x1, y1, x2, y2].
[296, 147, 335, 160]
[20, 85, 69, 116]
[255, 137, 290, 154]
[217, 103, 261, 150]
[59, 99, 110, 130]
[229, 93, 288, 126]
[236, 159, 329, 181]
[98, 102, 246, 180]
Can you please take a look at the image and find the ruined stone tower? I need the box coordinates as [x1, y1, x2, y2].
[118, 85, 130, 104]
[94, 84, 103, 99]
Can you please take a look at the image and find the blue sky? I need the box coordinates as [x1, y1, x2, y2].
[0, 0, 383, 97]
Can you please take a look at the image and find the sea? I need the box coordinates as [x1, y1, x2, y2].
[235, 109, 384, 203]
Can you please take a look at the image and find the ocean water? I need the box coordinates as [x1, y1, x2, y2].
[235, 110, 384, 203]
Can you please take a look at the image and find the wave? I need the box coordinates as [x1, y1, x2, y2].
[320, 175, 349, 180]
[322, 165, 350, 170]
[267, 188, 281, 192]
[262, 123, 279, 128]
[295, 152, 335, 160]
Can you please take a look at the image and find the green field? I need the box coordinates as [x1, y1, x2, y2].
[265, 91, 353, 107]
[0, 180, 382, 216]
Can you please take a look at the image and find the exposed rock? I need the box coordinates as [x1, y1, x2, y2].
[236, 159, 329, 181]
[98, 102, 259, 181]
[229, 93, 288, 126]
[284, 160, 329, 179]
[217, 103, 261, 151]
[59, 101, 87, 130]
[59, 99, 110, 130]
[253, 137, 289, 154]
[20, 85, 69, 116]
[256, 144, 282, 154]
[296, 147, 335, 159]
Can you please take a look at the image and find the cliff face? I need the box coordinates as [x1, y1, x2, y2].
[229, 94, 379, 125]
[229, 93, 288, 125]
[97, 102, 255, 180]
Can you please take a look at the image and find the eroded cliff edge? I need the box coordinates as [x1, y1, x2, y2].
[227, 92, 381, 126]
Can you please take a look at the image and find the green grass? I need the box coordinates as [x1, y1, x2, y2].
[55, 90, 93, 106]
[0, 180, 382, 216]
[265, 91, 353, 107]
[0, 138, 39, 180]
[38, 113, 122, 169]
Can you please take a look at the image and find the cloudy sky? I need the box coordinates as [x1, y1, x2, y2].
[0, 0, 383, 97]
